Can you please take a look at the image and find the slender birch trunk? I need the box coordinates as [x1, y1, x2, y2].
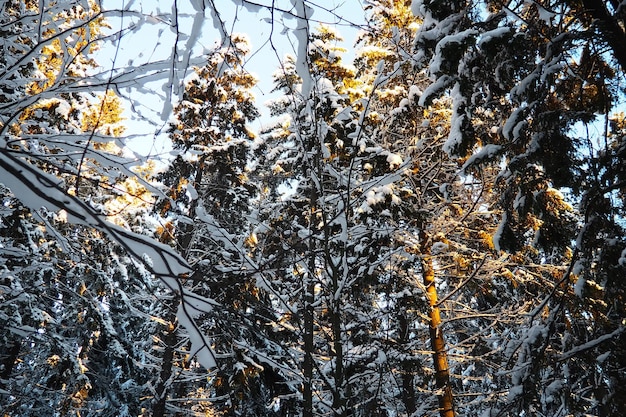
[331, 271, 346, 417]
[303, 177, 318, 417]
[303, 269, 315, 417]
[399, 314, 417, 415]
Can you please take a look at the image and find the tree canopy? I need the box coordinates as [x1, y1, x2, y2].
[1, 0, 625, 416]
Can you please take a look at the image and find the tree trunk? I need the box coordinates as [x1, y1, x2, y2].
[422, 251, 455, 417]
[331, 279, 345, 417]
[325, 207, 346, 416]
[303, 259, 315, 417]
[152, 156, 206, 417]
[303, 180, 319, 417]
[398, 314, 417, 415]
[152, 310, 178, 417]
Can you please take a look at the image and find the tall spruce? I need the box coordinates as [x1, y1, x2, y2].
[0, 1, 172, 415]
[154, 34, 279, 416]
[408, 0, 626, 414]
[256, 22, 443, 416]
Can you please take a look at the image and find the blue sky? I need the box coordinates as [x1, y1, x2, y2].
[96, 1, 366, 158]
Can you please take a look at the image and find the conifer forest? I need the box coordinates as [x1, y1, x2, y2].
[2, 1, 626, 416]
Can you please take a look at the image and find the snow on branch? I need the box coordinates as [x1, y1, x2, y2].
[559, 327, 624, 361]
[176, 288, 219, 369]
[0, 146, 226, 369]
[0, 148, 190, 277]
[291, 0, 314, 99]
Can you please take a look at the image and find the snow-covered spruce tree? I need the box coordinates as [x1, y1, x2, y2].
[153, 34, 285, 416]
[0, 186, 167, 416]
[356, 3, 460, 415]
[350, 2, 576, 416]
[252, 22, 433, 416]
[0, 0, 190, 264]
[0, 1, 182, 415]
[407, 0, 626, 415]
